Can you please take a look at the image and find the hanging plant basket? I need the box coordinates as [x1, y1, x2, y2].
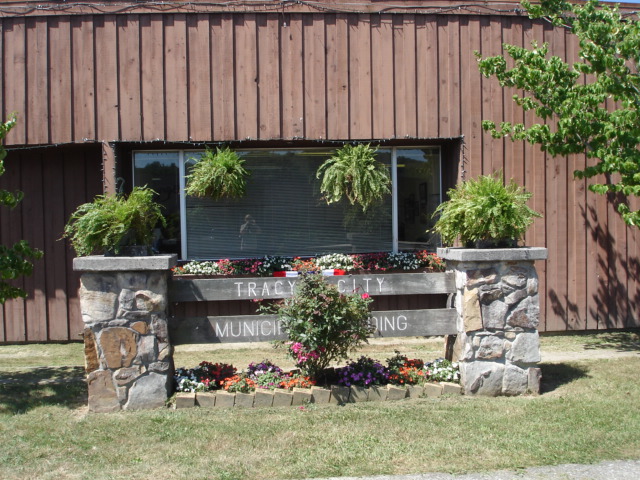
[316, 144, 391, 212]
[185, 147, 250, 199]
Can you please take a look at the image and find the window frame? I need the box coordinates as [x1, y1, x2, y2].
[132, 146, 442, 260]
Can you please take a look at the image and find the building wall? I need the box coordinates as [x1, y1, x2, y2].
[0, 7, 638, 340]
[0, 144, 102, 342]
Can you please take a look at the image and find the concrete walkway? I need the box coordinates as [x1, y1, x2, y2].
[308, 459, 640, 480]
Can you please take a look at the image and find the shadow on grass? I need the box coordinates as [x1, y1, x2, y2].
[540, 362, 590, 394]
[0, 367, 87, 415]
[581, 330, 640, 352]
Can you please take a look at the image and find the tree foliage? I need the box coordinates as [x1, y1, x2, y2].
[477, 0, 640, 226]
[0, 117, 43, 304]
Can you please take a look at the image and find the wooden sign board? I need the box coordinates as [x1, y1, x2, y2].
[169, 309, 457, 345]
[169, 272, 455, 302]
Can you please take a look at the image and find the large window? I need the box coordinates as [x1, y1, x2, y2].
[133, 146, 441, 260]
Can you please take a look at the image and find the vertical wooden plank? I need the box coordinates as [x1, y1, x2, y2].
[326, 14, 349, 140]
[303, 14, 326, 140]
[437, 16, 451, 139]
[65, 149, 91, 340]
[564, 26, 587, 331]
[503, 17, 525, 186]
[256, 14, 280, 140]
[544, 24, 568, 332]
[348, 14, 372, 140]
[371, 15, 394, 139]
[611, 193, 628, 328]
[393, 15, 417, 139]
[448, 16, 461, 138]
[416, 15, 439, 139]
[4, 18, 27, 144]
[118, 15, 142, 141]
[1, 153, 26, 341]
[480, 16, 504, 175]
[43, 149, 70, 340]
[21, 152, 47, 342]
[235, 13, 258, 140]
[94, 15, 120, 141]
[71, 17, 96, 142]
[279, 14, 303, 140]
[211, 13, 236, 140]
[187, 14, 212, 141]
[522, 20, 547, 328]
[26, 18, 49, 145]
[627, 195, 640, 325]
[140, 15, 165, 142]
[48, 16, 72, 144]
[164, 14, 189, 141]
[459, 16, 483, 180]
[567, 151, 588, 330]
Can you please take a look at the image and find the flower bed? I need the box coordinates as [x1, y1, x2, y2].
[173, 354, 461, 409]
[171, 251, 444, 277]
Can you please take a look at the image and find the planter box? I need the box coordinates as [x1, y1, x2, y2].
[196, 392, 216, 408]
[368, 385, 387, 402]
[423, 383, 443, 398]
[175, 392, 196, 409]
[386, 385, 408, 401]
[254, 389, 275, 407]
[310, 386, 331, 404]
[292, 388, 313, 406]
[407, 385, 424, 398]
[330, 385, 351, 405]
[273, 388, 293, 407]
[235, 392, 255, 408]
[214, 391, 236, 408]
[349, 385, 369, 402]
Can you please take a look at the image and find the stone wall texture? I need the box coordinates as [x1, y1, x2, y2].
[75, 256, 177, 412]
[439, 248, 547, 396]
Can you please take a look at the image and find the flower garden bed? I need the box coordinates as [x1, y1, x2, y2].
[171, 251, 445, 277]
[172, 355, 461, 409]
[174, 381, 462, 409]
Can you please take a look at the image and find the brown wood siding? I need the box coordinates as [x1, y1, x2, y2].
[0, 145, 102, 342]
[0, 11, 638, 338]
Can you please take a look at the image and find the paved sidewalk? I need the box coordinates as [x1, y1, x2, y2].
[308, 459, 640, 480]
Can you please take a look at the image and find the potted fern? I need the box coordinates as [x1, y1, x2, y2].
[185, 147, 249, 199]
[63, 186, 166, 256]
[316, 144, 391, 212]
[432, 172, 541, 248]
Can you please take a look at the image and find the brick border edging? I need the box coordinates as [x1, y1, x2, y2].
[174, 382, 463, 409]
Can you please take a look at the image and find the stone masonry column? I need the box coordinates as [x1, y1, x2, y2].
[73, 255, 177, 412]
[438, 247, 548, 396]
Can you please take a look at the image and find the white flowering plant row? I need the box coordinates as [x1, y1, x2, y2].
[172, 250, 445, 277]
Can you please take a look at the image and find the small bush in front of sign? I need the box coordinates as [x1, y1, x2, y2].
[261, 273, 375, 380]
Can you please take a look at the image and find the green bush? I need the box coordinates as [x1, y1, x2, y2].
[433, 172, 541, 247]
[261, 273, 375, 380]
[63, 186, 165, 256]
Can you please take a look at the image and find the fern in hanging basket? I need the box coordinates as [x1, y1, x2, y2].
[316, 144, 391, 212]
[185, 147, 250, 199]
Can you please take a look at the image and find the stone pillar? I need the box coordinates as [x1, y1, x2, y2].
[73, 255, 177, 412]
[437, 247, 547, 396]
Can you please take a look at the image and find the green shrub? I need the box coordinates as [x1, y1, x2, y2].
[261, 273, 375, 379]
[433, 172, 541, 247]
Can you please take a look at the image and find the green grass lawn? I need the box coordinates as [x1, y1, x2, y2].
[0, 332, 639, 480]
